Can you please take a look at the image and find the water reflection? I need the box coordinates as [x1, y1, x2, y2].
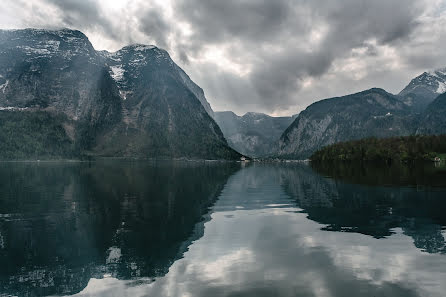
[0, 161, 239, 296]
[298, 162, 446, 253]
[74, 164, 446, 297]
[1, 162, 446, 297]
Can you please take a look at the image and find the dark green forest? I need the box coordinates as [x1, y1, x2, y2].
[0, 111, 76, 160]
[311, 135, 446, 162]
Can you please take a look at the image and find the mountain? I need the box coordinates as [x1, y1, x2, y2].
[278, 88, 416, 159]
[95, 44, 235, 158]
[214, 111, 297, 157]
[417, 92, 446, 135]
[399, 68, 446, 112]
[0, 29, 123, 154]
[0, 29, 239, 160]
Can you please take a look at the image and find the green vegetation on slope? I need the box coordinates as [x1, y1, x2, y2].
[0, 111, 76, 160]
[310, 135, 446, 162]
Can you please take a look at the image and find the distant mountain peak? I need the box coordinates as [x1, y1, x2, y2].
[399, 67, 446, 111]
[215, 111, 297, 157]
[243, 112, 268, 118]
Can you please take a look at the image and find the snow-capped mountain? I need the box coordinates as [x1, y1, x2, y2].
[399, 67, 446, 111]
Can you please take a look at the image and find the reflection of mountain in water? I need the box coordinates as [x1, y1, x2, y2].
[280, 163, 446, 254]
[0, 161, 239, 296]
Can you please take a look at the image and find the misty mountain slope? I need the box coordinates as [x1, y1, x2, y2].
[215, 111, 297, 157]
[399, 68, 446, 112]
[279, 88, 417, 159]
[0, 29, 239, 160]
[416, 92, 446, 135]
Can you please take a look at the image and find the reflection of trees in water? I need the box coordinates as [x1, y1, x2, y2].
[280, 163, 446, 254]
[0, 162, 238, 296]
[403, 219, 446, 254]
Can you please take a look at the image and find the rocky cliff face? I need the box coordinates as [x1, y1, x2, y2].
[0, 29, 239, 160]
[0, 29, 123, 151]
[279, 88, 416, 159]
[215, 111, 297, 157]
[399, 68, 446, 112]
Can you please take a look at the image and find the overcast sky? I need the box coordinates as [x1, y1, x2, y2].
[1, 0, 446, 116]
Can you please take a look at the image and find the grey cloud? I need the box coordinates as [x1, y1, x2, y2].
[44, 0, 118, 39]
[137, 9, 170, 48]
[178, 48, 190, 64]
[1, 0, 444, 115]
[172, 0, 426, 112]
[30, 0, 171, 51]
[175, 0, 294, 43]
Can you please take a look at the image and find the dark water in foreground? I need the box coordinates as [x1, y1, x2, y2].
[1, 161, 446, 297]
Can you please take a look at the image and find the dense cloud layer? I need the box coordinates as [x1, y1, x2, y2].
[1, 0, 446, 115]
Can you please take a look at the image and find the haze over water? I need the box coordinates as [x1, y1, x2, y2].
[1, 161, 446, 297]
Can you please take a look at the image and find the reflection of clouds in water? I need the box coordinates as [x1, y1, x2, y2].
[192, 248, 254, 282]
[75, 208, 426, 297]
[75, 277, 127, 297]
[74, 165, 446, 297]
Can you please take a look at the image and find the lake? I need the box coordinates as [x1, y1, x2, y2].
[1, 161, 446, 297]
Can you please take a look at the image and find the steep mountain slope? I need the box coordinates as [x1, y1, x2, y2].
[0, 29, 123, 152]
[417, 92, 446, 135]
[215, 111, 297, 157]
[97, 45, 235, 158]
[279, 88, 416, 159]
[0, 29, 239, 160]
[399, 68, 446, 112]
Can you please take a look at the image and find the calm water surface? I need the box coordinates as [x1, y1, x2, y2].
[0, 161, 446, 297]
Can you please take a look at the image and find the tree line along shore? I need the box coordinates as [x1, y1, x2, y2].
[310, 135, 446, 162]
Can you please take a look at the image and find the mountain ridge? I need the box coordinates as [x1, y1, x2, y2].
[278, 88, 418, 159]
[0, 28, 240, 160]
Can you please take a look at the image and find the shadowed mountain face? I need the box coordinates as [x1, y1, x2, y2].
[0, 29, 239, 160]
[214, 111, 297, 157]
[417, 92, 446, 135]
[0, 161, 239, 296]
[278, 88, 417, 159]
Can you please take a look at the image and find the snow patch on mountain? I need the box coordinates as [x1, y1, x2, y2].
[0, 106, 28, 111]
[0, 80, 8, 93]
[133, 44, 156, 51]
[110, 65, 125, 82]
[437, 81, 446, 94]
[17, 45, 51, 55]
